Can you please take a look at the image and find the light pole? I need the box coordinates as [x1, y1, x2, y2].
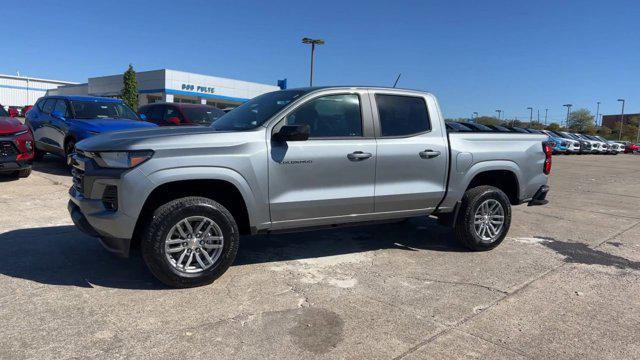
[302, 37, 325, 86]
[495, 109, 502, 120]
[617, 99, 625, 141]
[595, 101, 600, 127]
[527, 107, 533, 123]
[563, 104, 572, 128]
[544, 108, 548, 125]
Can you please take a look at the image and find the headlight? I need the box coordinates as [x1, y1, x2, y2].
[94, 151, 154, 169]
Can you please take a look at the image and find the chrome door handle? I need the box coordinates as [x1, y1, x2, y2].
[347, 151, 372, 161]
[419, 149, 441, 159]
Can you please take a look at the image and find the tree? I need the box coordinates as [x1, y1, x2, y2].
[529, 122, 545, 130]
[598, 126, 612, 138]
[121, 64, 138, 111]
[567, 108, 595, 133]
[546, 123, 561, 131]
[475, 116, 503, 126]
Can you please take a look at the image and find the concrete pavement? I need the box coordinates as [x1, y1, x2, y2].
[0, 154, 639, 359]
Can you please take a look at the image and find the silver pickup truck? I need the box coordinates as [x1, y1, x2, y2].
[68, 87, 551, 287]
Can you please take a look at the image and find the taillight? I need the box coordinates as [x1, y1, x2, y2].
[543, 141, 552, 175]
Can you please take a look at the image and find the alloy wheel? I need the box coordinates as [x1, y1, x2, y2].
[164, 216, 224, 273]
[473, 199, 505, 243]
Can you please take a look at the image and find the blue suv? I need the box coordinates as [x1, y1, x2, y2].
[26, 96, 157, 162]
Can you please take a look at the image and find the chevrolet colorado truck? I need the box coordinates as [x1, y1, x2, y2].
[68, 87, 551, 287]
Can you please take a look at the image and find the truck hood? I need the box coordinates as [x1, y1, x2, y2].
[0, 117, 28, 135]
[72, 118, 157, 133]
[76, 126, 245, 152]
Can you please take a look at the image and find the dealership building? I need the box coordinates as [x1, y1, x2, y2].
[0, 73, 78, 108]
[47, 69, 281, 109]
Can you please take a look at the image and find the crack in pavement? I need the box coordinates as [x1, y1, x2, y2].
[393, 220, 640, 359]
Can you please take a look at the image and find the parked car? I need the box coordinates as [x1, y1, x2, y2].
[623, 142, 640, 153]
[553, 132, 581, 154]
[7, 107, 19, 118]
[445, 121, 473, 132]
[581, 134, 609, 154]
[21, 105, 33, 117]
[460, 122, 493, 132]
[540, 130, 571, 154]
[68, 86, 551, 287]
[26, 96, 157, 163]
[484, 124, 512, 132]
[0, 106, 34, 177]
[138, 103, 225, 126]
[593, 136, 623, 154]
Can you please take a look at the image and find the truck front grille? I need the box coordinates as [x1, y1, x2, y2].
[0, 141, 17, 158]
[72, 168, 85, 195]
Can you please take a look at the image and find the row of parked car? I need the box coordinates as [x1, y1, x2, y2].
[1, 96, 638, 180]
[0, 96, 229, 178]
[447, 121, 638, 155]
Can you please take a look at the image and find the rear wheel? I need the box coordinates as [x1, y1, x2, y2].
[141, 196, 239, 288]
[15, 168, 31, 178]
[454, 185, 511, 251]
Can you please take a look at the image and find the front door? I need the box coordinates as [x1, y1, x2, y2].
[268, 91, 376, 228]
[371, 92, 448, 213]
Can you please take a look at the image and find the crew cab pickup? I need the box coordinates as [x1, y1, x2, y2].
[68, 87, 551, 287]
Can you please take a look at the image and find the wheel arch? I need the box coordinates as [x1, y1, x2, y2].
[465, 166, 521, 205]
[132, 177, 256, 250]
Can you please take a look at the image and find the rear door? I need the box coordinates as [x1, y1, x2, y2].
[268, 90, 377, 227]
[49, 99, 71, 149]
[35, 98, 58, 150]
[371, 92, 448, 213]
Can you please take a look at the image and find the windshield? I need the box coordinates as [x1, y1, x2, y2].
[211, 90, 309, 131]
[0, 107, 8, 117]
[70, 101, 139, 120]
[182, 106, 225, 125]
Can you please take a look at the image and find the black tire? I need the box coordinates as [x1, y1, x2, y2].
[141, 196, 239, 288]
[16, 168, 31, 178]
[454, 185, 511, 251]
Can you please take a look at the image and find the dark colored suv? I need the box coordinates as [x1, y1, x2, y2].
[138, 103, 225, 126]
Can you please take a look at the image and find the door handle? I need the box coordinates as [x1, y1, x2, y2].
[347, 151, 372, 161]
[419, 149, 441, 159]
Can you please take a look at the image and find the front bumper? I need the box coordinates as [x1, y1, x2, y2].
[0, 159, 31, 173]
[68, 200, 131, 257]
[67, 152, 140, 257]
[528, 185, 549, 206]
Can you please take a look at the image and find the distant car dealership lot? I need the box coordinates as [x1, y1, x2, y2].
[0, 154, 639, 358]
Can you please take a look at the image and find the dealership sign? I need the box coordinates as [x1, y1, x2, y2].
[181, 83, 215, 94]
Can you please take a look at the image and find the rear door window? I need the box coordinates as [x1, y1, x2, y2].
[42, 99, 56, 114]
[375, 94, 430, 137]
[53, 99, 70, 117]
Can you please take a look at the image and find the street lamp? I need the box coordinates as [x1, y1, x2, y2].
[617, 99, 625, 141]
[544, 108, 548, 125]
[527, 107, 533, 123]
[595, 101, 601, 127]
[495, 109, 502, 120]
[302, 37, 325, 86]
[563, 104, 572, 128]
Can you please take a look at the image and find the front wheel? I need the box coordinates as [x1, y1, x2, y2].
[454, 186, 512, 251]
[141, 196, 239, 288]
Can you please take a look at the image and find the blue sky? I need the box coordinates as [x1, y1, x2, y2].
[2, 0, 638, 122]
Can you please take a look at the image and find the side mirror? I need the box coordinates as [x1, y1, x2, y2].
[272, 124, 310, 142]
[167, 117, 181, 125]
[51, 110, 65, 120]
[139, 113, 147, 121]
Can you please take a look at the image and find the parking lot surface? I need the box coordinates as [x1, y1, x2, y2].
[1, 154, 639, 359]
